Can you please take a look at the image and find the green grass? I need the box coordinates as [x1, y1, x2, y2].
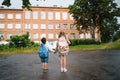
[70, 44, 106, 51]
[0, 39, 120, 54]
[0, 46, 39, 54]
[104, 39, 120, 49]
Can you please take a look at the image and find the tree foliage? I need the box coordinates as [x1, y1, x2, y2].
[101, 18, 120, 42]
[9, 32, 33, 47]
[112, 29, 120, 41]
[2, 0, 32, 10]
[69, 0, 120, 40]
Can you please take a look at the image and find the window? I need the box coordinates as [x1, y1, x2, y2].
[8, 24, 13, 29]
[25, 24, 31, 29]
[48, 24, 53, 29]
[0, 33, 4, 40]
[33, 33, 38, 39]
[70, 14, 73, 20]
[86, 33, 91, 39]
[15, 24, 21, 29]
[70, 24, 74, 29]
[71, 33, 75, 39]
[40, 11, 46, 19]
[16, 14, 21, 19]
[56, 33, 58, 39]
[0, 24, 5, 29]
[62, 12, 67, 20]
[7, 33, 12, 39]
[33, 24, 38, 29]
[40, 33, 46, 38]
[0, 14, 5, 19]
[40, 24, 46, 29]
[48, 33, 54, 39]
[8, 14, 13, 19]
[63, 24, 67, 29]
[55, 12, 60, 20]
[48, 12, 53, 20]
[25, 11, 30, 19]
[33, 11, 38, 19]
[95, 33, 97, 39]
[56, 24, 60, 29]
[16, 33, 21, 36]
[79, 33, 84, 39]
[66, 33, 68, 38]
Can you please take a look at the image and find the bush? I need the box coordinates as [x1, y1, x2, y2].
[70, 39, 101, 46]
[9, 32, 33, 48]
[113, 31, 120, 41]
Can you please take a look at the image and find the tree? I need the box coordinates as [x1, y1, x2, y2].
[9, 32, 31, 47]
[2, 0, 32, 10]
[101, 18, 120, 42]
[69, 0, 120, 40]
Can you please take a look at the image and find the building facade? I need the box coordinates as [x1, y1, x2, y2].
[0, 6, 100, 43]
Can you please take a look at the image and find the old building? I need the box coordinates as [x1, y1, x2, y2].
[0, 6, 100, 44]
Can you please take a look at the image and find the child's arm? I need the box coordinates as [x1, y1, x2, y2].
[54, 42, 58, 54]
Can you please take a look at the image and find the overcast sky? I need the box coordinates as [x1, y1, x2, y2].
[0, 0, 120, 23]
[0, 0, 74, 9]
[0, 0, 119, 9]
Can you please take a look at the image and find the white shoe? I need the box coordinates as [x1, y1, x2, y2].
[61, 68, 64, 72]
[63, 68, 67, 72]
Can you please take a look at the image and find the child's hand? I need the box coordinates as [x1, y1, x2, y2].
[52, 49, 57, 54]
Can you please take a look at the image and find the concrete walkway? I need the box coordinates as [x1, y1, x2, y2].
[0, 50, 120, 80]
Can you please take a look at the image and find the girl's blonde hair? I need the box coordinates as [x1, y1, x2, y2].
[58, 31, 66, 38]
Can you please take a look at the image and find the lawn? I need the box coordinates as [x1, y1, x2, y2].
[0, 39, 120, 54]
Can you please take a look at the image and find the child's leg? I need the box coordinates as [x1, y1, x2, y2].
[60, 56, 64, 68]
[63, 55, 67, 72]
[42, 63, 45, 69]
[60, 56, 64, 72]
[44, 62, 48, 69]
[63, 55, 67, 69]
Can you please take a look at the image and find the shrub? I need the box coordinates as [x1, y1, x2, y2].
[9, 32, 33, 48]
[70, 39, 101, 46]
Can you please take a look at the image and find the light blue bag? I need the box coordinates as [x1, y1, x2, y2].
[38, 44, 48, 58]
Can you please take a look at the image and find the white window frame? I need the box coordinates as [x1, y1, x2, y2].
[25, 11, 30, 19]
[16, 14, 21, 19]
[79, 33, 84, 39]
[63, 24, 67, 29]
[15, 24, 21, 29]
[85, 33, 91, 39]
[33, 11, 38, 19]
[48, 33, 54, 39]
[40, 33, 46, 38]
[70, 14, 73, 20]
[40, 24, 46, 29]
[0, 24, 5, 29]
[0, 33, 4, 39]
[40, 11, 46, 20]
[48, 24, 54, 29]
[55, 12, 60, 20]
[7, 33, 12, 39]
[25, 24, 31, 29]
[33, 24, 38, 29]
[33, 33, 38, 39]
[8, 14, 13, 19]
[56, 24, 60, 29]
[56, 33, 58, 39]
[7, 24, 13, 29]
[70, 24, 74, 29]
[48, 12, 53, 20]
[0, 14, 5, 19]
[62, 12, 67, 20]
[71, 33, 75, 39]
[95, 33, 97, 39]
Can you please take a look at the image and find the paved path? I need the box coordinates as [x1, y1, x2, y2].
[0, 50, 120, 80]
